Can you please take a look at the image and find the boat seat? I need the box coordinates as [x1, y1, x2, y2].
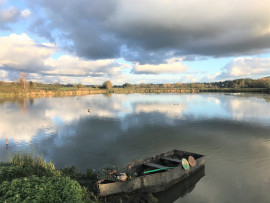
[160, 157, 182, 163]
[144, 162, 168, 169]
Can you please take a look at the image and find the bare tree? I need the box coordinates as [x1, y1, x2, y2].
[19, 72, 27, 91]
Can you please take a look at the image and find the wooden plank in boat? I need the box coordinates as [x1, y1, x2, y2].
[160, 157, 181, 163]
[144, 162, 168, 169]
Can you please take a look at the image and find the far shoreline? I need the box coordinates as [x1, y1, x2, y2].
[0, 87, 269, 98]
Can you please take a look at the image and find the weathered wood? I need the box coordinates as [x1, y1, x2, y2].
[144, 162, 168, 169]
[98, 149, 205, 197]
[161, 157, 181, 163]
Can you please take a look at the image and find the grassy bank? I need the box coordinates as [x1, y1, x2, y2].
[0, 87, 107, 97]
[0, 152, 158, 203]
[1, 77, 269, 97]
[1, 87, 269, 98]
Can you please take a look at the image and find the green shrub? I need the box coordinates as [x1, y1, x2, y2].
[0, 153, 98, 202]
[60, 166, 98, 195]
[10, 152, 61, 177]
[0, 176, 87, 203]
[0, 164, 29, 183]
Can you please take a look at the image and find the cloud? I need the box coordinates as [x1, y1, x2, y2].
[132, 58, 188, 74]
[0, 2, 31, 30]
[215, 57, 270, 80]
[28, 0, 270, 63]
[180, 75, 200, 83]
[44, 55, 130, 77]
[224, 57, 270, 77]
[0, 70, 8, 78]
[0, 33, 131, 83]
[0, 7, 20, 22]
[21, 9, 31, 18]
[0, 33, 55, 72]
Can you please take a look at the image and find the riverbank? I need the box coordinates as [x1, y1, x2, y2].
[0, 87, 269, 98]
[0, 152, 158, 203]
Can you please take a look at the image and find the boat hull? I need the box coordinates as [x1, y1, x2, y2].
[98, 149, 205, 197]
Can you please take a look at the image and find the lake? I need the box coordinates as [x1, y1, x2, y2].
[0, 93, 270, 202]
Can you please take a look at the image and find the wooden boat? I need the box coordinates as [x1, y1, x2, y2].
[98, 149, 205, 197]
[156, 167, 205, 203]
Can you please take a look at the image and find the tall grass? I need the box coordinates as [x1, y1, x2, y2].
[9, 151, 61, 177]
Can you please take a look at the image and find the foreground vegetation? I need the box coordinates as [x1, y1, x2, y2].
[0, 152, 158, 203]
[0, 152, 97, 202]
[0, 76, 269, 97]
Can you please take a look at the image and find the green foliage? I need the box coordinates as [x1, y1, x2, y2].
[10, 152, 61, 177]
[0, 176, 87, 203]
[0, 164, 31, 183]
[0, 163, 60, 183]
[60, 166, 98, 195]
[0, 152, 98, 203]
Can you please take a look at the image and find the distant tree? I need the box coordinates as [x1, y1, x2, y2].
[29, 81, 33, 88]
[139, 83, 146, 88]
[163, 83, 171, 88]
[53, 82, 61, 89]
[102, 80, 112, 89]
[77, 83, 83, 88]
[175, 82, 181, 87]
[18, 72, 28, 91]
[239, 80, 246, 88]
[123, 82, 132, 88]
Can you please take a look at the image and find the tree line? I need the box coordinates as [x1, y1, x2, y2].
[0, 72, 269, 93]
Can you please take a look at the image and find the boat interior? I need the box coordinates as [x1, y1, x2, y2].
[135, 150, 203, 176]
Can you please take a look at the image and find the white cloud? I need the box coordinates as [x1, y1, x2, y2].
[0, 34, 131, 83]
[204, 57, 270, 81]
[226, 57, 270, 77]
[132, 57, 188, 74]
[44, 55, 130, 76]
[0, 70, 8, 78]
[201, 73, 221, 82]
[180, 75, 200, 83]
[21, 9, 31, 18]
[0, 3, 30, 28]
[0, 33, 54, 71]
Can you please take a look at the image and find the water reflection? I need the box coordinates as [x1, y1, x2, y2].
[1, 93, 269, 144]
[0, 93, 270, 202]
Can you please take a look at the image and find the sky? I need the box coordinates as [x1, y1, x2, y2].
[0, 0, 269, 85]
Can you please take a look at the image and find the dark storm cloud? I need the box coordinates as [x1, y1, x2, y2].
[28, 0, 270, 64]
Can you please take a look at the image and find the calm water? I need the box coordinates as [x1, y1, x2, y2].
[0, 93, 270, 202]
